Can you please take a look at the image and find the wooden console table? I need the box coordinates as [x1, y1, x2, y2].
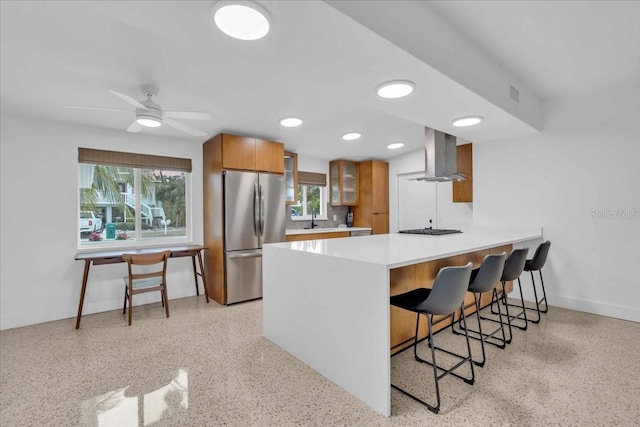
[74, 245, 209, 329]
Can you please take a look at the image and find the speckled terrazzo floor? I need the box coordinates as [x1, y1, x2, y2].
[1, 296, 639, 426]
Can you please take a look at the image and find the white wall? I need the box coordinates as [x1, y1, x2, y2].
[297, 155, 329, 175]
[389, 148, 473, 232]
[0, 115, 204, 330]
[474, 87, 640, 322]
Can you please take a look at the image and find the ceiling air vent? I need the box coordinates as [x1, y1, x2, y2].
[509, 85, 520, 104]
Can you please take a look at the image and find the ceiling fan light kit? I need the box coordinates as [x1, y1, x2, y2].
[65, 84, 211, 137]
[136, 116, 162, 128]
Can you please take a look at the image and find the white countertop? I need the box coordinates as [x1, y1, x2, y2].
[269, 226, 542, 268]
[285, 227, 371, 236]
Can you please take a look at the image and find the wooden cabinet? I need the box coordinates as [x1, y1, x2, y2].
[220, 134, 284, 173]
[256, 139, 285, 173]
[202, 133, 284, 305]
[329, 160, 359, 206]
[284, 151, 298, 205]
[371, 213, 389, 234]
[353, 160, 389, 234]
[453, 143, 473, 202]
[285, 231, 349, 242]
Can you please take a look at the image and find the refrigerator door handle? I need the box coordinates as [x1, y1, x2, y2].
[253, 182, 260, 237]
[228, 251, 262, 259]
[259, 183, 265, 236]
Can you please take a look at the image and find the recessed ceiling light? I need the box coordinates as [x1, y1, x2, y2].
[342, 132, 361, 141]
[376, 80, 415, 99]
[452, 116, 483, 127]
[211, 1, 271, 41]
[280, 117, 302, 127]
[387, 142, 404, 150]
[136, 117, 162, 128]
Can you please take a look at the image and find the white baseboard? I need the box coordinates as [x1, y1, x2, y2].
[512, 284, 639, 323]
[547, 295, 640, 322]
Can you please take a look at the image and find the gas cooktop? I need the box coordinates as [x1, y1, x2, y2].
[398, 228, 462, 236]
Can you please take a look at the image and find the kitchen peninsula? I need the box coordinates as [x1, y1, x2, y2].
[263, 227, 542, 416]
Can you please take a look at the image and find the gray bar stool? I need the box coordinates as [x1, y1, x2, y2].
[451, 252, 508, 367]
[489, 247, 530, 335]
[522, 241, 551, 323]
[390, 262, 474, 414]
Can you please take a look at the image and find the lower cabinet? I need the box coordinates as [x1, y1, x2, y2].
[286, 231, 350, 242]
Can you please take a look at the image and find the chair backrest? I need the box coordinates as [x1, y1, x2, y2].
[122, 250, 170, 282]
[527, 241, 551, 271]
[501, 248, 529, 282]
[469, 252, 507, 293]
[421, 262, 473, 315]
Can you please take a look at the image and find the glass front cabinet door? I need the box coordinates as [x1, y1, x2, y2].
[284, 152, 298, 205]
[329, 160, 359, 206]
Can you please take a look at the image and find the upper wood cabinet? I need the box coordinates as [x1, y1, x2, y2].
[220, 133, 284, 174]
[256, 139, 285, 173]
[453, 143, 473, 203]
[329, 160, 359, 206]
[284, 151, 298, 205]
[221, 134, 255, 171]
[353, 160, 389, 234]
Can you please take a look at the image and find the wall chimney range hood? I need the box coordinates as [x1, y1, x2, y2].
[415, 127, 466, 182]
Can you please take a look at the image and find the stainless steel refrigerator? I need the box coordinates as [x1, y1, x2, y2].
[223, 170, 285, 304]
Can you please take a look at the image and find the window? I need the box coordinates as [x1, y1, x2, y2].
[78, 148, 192, 248]
[290, 185, 327, 219]
[290, 170, 328, 220]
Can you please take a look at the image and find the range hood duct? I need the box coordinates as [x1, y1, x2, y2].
[415, 127, 466, 182]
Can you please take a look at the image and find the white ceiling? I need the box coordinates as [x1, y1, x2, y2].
[427, 0, 640, 100]
[1, 1, 638, 161]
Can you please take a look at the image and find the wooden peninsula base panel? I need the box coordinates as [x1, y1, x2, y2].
[390, 244, 513, 355]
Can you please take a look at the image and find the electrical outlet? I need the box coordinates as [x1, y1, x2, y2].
[333, 214, 337, 221]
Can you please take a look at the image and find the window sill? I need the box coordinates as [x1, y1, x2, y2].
[77, 236, 192, 253]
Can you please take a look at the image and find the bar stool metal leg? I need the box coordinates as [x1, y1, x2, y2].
[392, 306, 475, 414]
[491, 278, 529, 330]
[453, 290, 510, 359]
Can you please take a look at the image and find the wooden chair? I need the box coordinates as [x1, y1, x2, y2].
[122, 250, 171, 326]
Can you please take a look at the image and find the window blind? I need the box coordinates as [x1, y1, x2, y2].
[298, 171, 326, 187]
[78, 148, 192, 172]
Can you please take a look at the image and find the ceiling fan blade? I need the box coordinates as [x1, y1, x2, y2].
[108, 90, 147, 110]
[163, 118, 206, 137]
[126, 121, 144, 133]
[163, 111, 212, 120]
[64, 105, 131, 113]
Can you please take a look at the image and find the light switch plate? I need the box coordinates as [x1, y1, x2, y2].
[333, 214, 337, 221]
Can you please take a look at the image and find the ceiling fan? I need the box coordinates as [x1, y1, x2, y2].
[65, 84, 211, 137]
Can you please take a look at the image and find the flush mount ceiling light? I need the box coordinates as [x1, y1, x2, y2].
[280, 117, 302, 127]
[376, 80, 415, 99]
[452, 115, 483, 127]
[342, 132, 361, 141]
[387, 142, 404, 150]
[211, 1, 271, 41]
